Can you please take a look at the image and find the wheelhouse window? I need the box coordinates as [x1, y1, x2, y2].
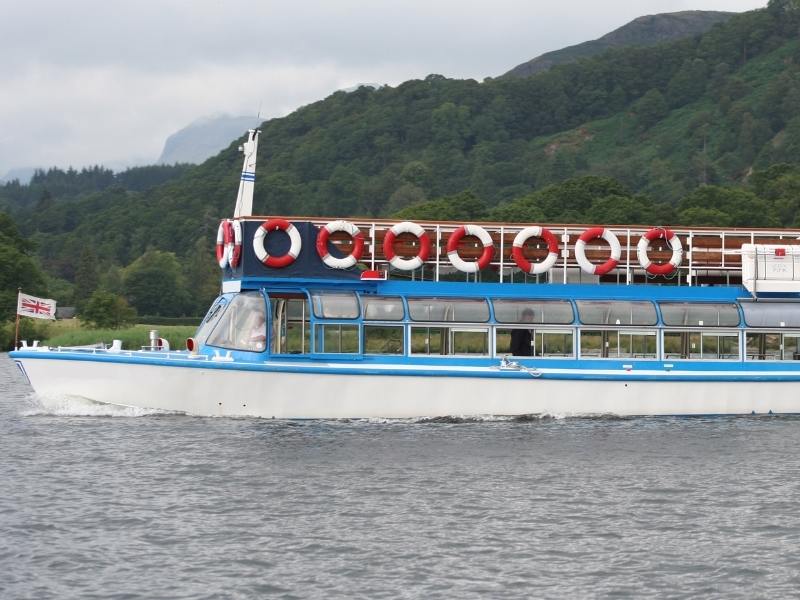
[361, 295, 405, 321]
[408, 298, 489, 322]
[580, 330, 657, 359]
[311, 291, 359, 319]
[492, 299, 574, 324]
[496, 329, 573, 357]
[576, 301, 657, 326]
[741, 302, 800, 328]
[194, 296, 229, 344]
[411, 327, 489, 356]
[206, 292, 267, 352]
[663, 331, 739, 360]
[363, 325, 404, 355]
[659, 302, 740, 327]
[746, 332, 800, 361]
[270, 294, 310, 354]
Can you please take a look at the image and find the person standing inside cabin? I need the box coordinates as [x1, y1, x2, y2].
[510, 308, 534, 356]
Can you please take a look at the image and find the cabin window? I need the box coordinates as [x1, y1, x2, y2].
[206, 292, 267, 352]
[659, 302, 740, 327]
[410, 327, 489, 355]
[496, 328, 574, 357]
[663, 331, 739, 360]
[492, 299, 574, 324]
[310, 291, 359, 319]
[746, 332, 800, 361]
[579, 330, 657, 359]
[363, 325, 405, 355]
[315, 324, 360, 354]
[407, 298, 490, 323]
[270, 295, 310, 354]
[361, 296, 405, 321]
[576, 301, 657, 326]
[741, 303, 800, 328]
[194, 296, 229, 344]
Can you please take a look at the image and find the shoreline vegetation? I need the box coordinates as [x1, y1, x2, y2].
[6, 319, 197, 351]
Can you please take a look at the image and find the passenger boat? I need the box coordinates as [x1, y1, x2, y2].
[12, 130, 800, 418]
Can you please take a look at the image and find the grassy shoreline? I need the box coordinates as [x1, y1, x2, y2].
[42, 320, 198, 350]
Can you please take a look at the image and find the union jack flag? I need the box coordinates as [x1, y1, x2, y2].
[17, 292, 56, 320]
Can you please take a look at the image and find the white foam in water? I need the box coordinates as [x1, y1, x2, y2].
[21, 393, 181, 418]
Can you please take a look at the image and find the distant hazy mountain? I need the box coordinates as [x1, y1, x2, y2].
[157, 115, 259, 165]
[0, 167, 37, 185]
[503, 10, 734, 78]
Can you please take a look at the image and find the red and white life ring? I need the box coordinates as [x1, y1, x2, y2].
[447, 225, 494, 273]
[227, 219, 243, 268]
[253, 218, 302, 268]
[383, 221, 431, 271]
[637, 227, 683, 275]
[316, 220, 364, 269]
[575, 227, 621, 276]
[215, 220, 233, 268]
[512, 226, 559, 275]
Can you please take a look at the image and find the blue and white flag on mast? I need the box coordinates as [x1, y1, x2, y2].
[17, 292, 56, 320]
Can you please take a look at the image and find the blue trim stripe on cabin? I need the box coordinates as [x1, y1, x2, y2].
[240, 171, 256, 182]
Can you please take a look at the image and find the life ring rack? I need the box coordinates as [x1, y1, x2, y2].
[512, 226, 559, 275]
[447, 225, 494, 273]
[575, 227, 621, 276]
[383, 221, 431, 271]
[637, 227, 683, 275]
[253, 218, 302, 268]
[316, 220, 365, 270]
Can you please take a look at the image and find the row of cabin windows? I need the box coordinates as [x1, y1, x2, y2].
[273, 325, 800, 361]
[308, 292, 800, 328]
[202, 292, 800, 359]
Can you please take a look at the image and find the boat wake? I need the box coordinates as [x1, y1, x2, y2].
[21, 393, 182, 418]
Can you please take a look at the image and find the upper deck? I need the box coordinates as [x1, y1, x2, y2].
[220, 216, 800, 296]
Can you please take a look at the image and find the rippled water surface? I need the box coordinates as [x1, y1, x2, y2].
[3, 355, 800, 599]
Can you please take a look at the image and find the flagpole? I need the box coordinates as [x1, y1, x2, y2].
[14, 288, 21, 350]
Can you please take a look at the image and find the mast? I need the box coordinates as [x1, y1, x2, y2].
[233, 129, 259, 217]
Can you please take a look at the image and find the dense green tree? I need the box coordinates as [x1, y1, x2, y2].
[81, 290, 137, 329]
[0, 212, 48, 321]
[123, 250, 192, 317]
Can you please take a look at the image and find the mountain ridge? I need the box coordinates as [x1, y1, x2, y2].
[503, 10, 735, 78]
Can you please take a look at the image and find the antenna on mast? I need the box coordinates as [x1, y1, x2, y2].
[233, 129, 259, 218]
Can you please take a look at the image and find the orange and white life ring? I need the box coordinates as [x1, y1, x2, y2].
[447, 225, 494, 273]
[253, 218, 302, 268]
[215, 220, 233, 268]
[512, 226, 559, 275]
[637, 227, 683, 275]
[316, 220, 364, 269]
[383, 221, 431, 271]
[575, 227, 621, 276]
[227, 219, 243, 268]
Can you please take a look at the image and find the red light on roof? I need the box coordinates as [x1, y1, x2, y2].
[775, 248, 787, 257]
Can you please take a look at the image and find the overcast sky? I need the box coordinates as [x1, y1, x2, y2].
[0, 0, 766, 177]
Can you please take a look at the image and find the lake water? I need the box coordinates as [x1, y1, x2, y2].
[2, 354, 800, 599]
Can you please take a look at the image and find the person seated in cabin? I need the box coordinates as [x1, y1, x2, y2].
[246, 312, 267, 350]
[510, 308, 534, 356]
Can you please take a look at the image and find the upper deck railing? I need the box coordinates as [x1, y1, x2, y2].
[237, 216, 800, 288]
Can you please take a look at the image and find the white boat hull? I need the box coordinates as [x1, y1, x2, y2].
[13, 355, 800, 418]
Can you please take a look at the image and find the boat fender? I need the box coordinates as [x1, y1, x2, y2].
[447, 225, 494, 273]
[215, 220, 233, 268]
[253, 218, 302, 268]
[227, 219, 243, 268]
[316, 220, 364, 270]
[637, 227, 683, 275]
[383, 221, 431, 271]
[575, 227, 621, 276]
[512, 226, 559, 275]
